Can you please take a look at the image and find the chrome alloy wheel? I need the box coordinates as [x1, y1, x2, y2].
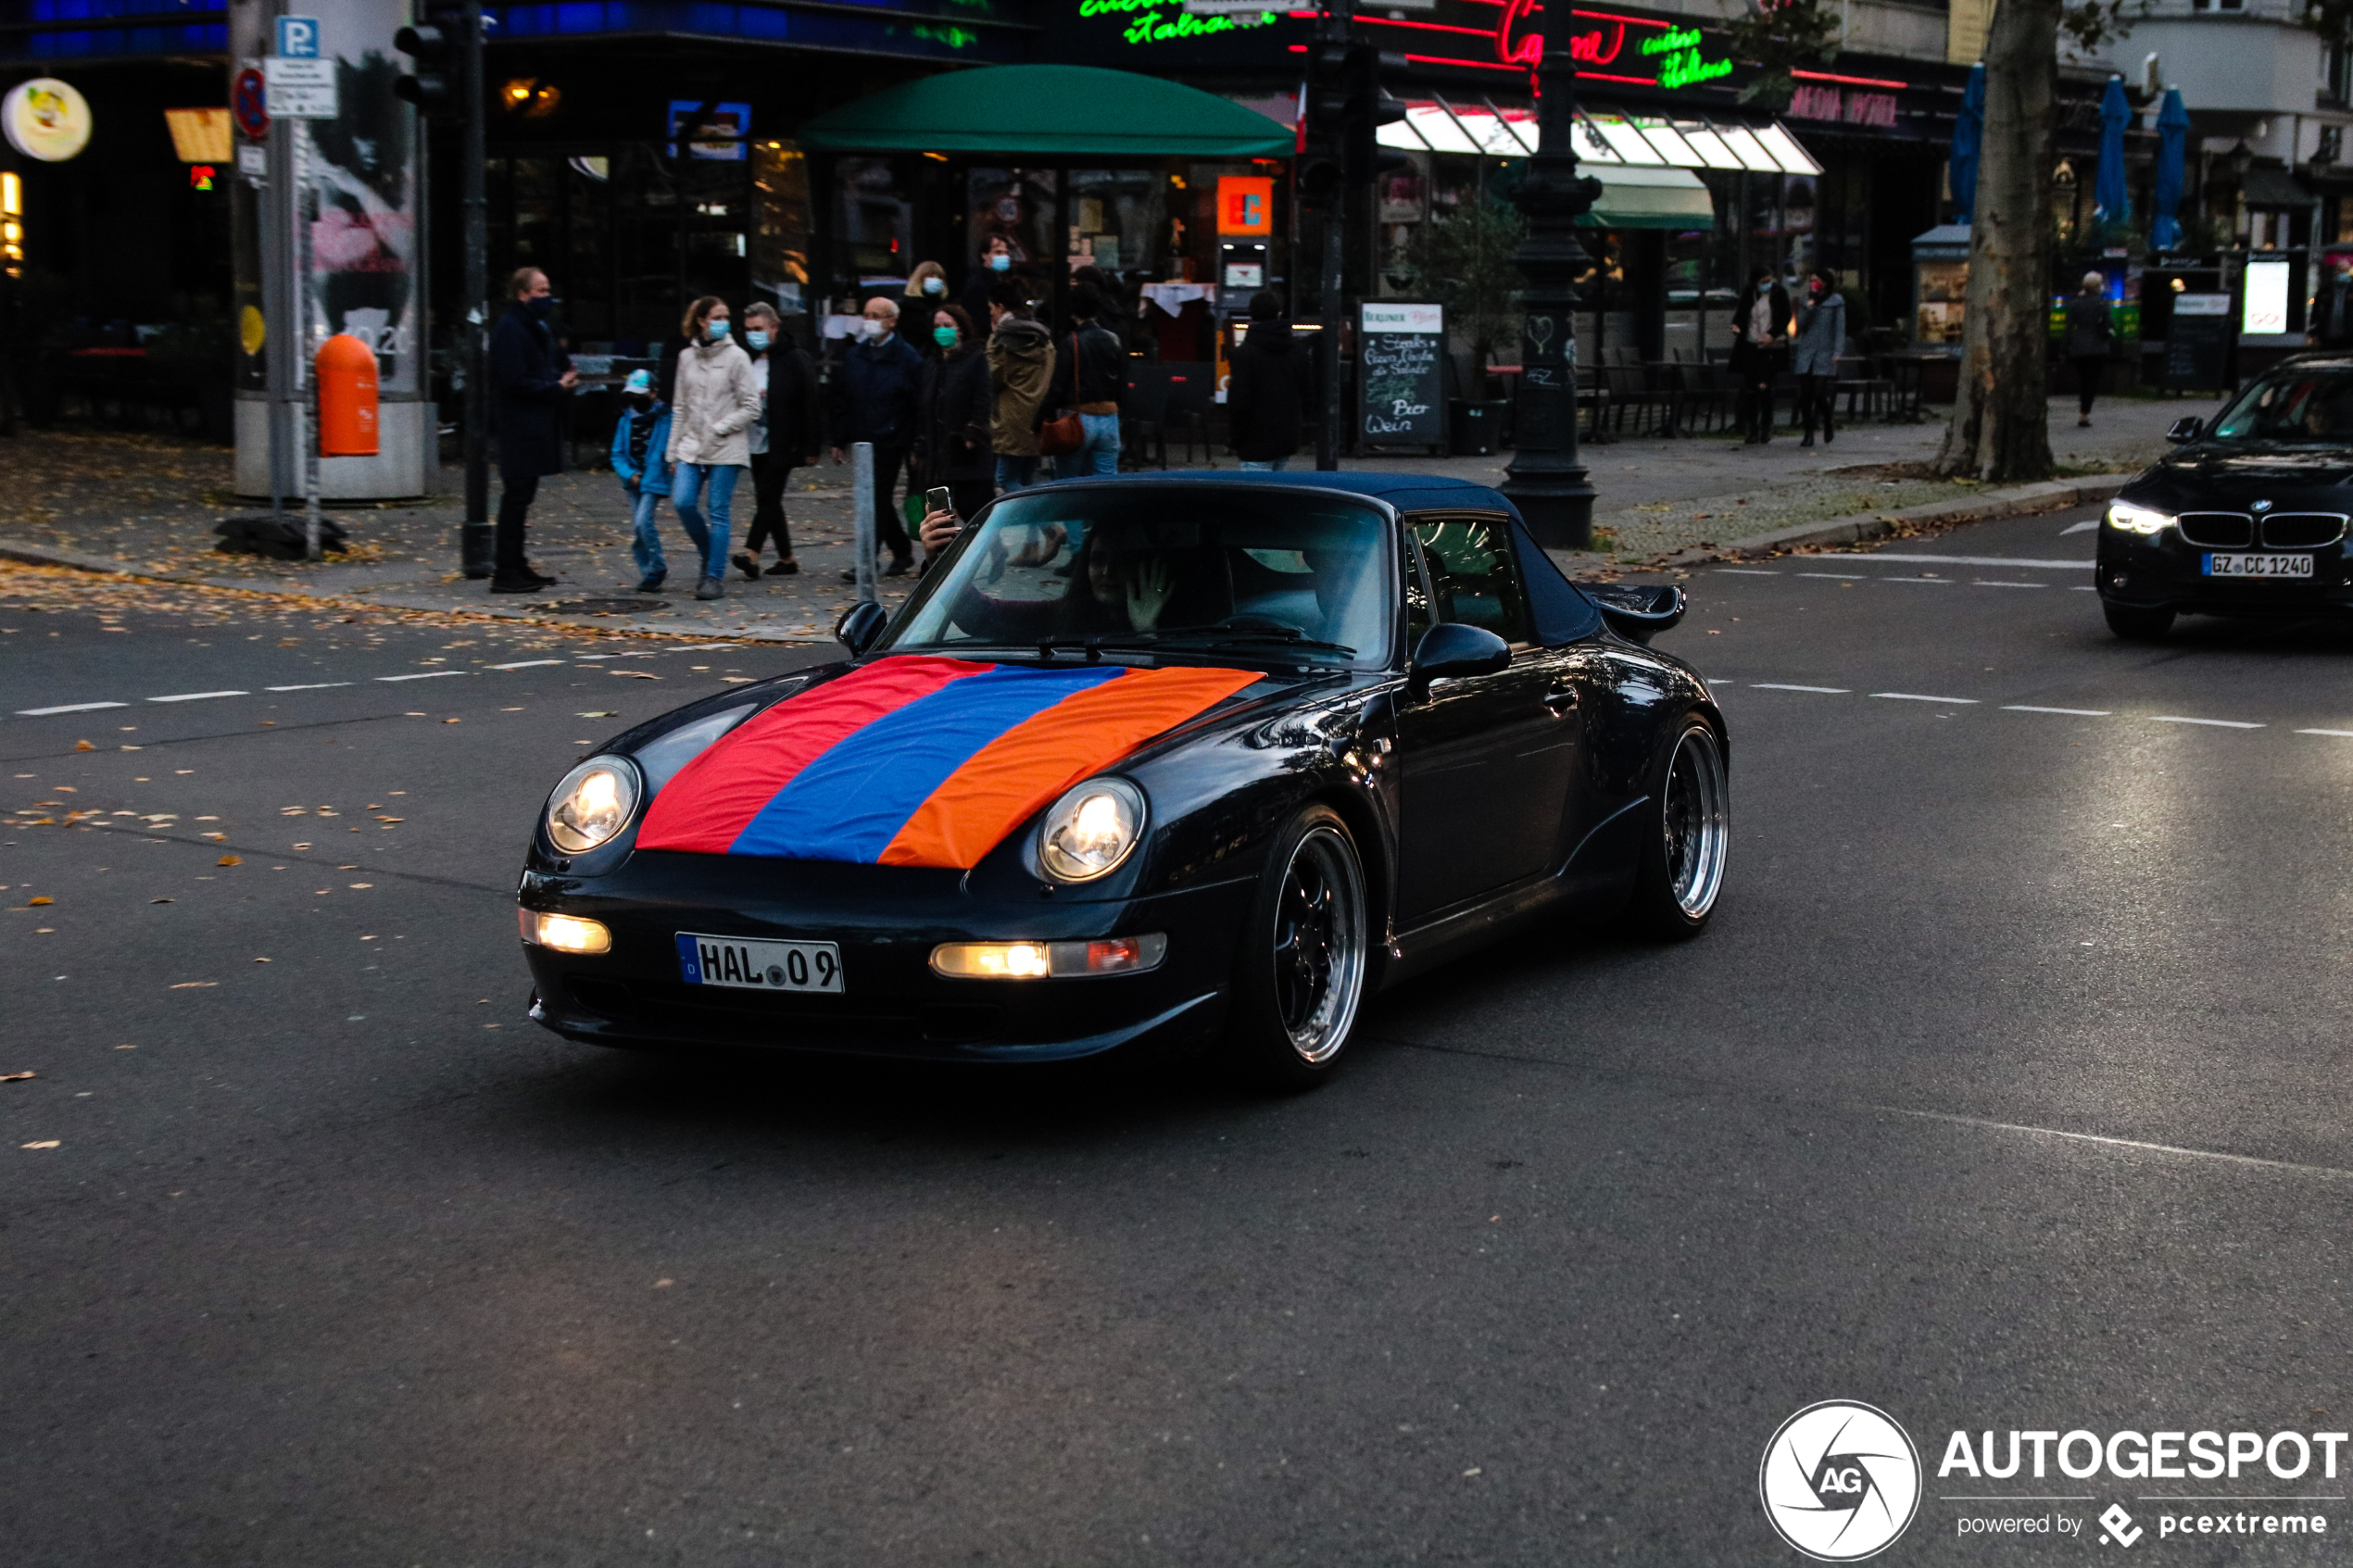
[1271, 824, 1368, 1064]
[1661, 723, 1729, 920]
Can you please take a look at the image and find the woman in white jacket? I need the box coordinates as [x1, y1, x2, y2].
[666, 295, 761, 600]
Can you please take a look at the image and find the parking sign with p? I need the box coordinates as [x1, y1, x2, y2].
[275, 15, 321, 56]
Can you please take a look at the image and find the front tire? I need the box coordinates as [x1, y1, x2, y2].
[1629, 716, 1729, 938]
[2103, 601, 2174, 641]
[1226, 805, 1371, 1091]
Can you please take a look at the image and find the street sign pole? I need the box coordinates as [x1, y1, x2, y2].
[296, 118, 324, 563]
[460, 0, 492, 578]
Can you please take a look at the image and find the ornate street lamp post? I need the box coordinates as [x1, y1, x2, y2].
[1500, 0, 1602, 549]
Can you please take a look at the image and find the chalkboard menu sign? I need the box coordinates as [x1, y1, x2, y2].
[2160, 294, 2233, 391]
[1359, 300, 1446, 448]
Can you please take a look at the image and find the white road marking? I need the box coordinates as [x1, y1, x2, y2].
[17, 701, 129, 716]
[377, 671, 465, 683]
[2296, 728, 2353, 737]
[1972, 581, 2048, 589]
[2059, 520, 2100, 535]
[2151, 715, 2263, 729]
[1750, 683, 1850, 694]
[1874, 692, 1980, 704]
[2005, 705, 2111, 716]
[1714, 569, 1780, 576]
[488, 659, 562, 670]
[2070, 585, 2098, 591]
[1842, 553, 2094, 570]
[1796, 571, 1868, 580]
[1885, 576, 1954, 583]
[1868, 1103, 2353, 1183]
[266, 683, 352, 692]
[147, 691, 248, 703]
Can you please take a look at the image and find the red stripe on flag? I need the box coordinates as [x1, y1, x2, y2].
[636, 657, 992, 855]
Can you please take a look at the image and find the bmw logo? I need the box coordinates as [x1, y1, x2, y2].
[2253, 499, 2274, 512]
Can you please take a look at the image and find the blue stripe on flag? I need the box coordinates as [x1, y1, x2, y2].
[726, 664, 1126, 860]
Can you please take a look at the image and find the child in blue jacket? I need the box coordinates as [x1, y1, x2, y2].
[610, 369, 675, 592]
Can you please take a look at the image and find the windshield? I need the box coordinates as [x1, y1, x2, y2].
[2208, 368, 2353, 444]
[883, 487, 1398, 665]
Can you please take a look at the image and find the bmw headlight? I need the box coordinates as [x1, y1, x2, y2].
[1038, 777, 1146, 883]
[545, 756, 641, 853]
[2106, 501, 2175, 535]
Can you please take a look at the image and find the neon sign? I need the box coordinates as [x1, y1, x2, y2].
[1078, 0, 1277, 44]
[1486, 3, 1733, 88]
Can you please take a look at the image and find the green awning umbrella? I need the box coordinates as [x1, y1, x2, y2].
[1577, 166, 1714, 231]
[795, 65, 1294, 159]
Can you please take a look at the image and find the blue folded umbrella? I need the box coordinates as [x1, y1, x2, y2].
[2149, 86, 2188, 251]
[2095, 75, 2133, 225]
[1950, 62, 1985, 226]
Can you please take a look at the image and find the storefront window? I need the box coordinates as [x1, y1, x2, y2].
[751, 141, 810, 320]
[838, 157, 912, 296]
[1069, 167, 1164, 275]
[967, 166, 1059, 297]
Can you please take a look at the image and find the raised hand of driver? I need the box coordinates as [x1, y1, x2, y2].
[918, 507, 962, 556]
[1127, 556, 1176, 632]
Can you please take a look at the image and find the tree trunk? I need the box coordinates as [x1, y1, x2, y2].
[1932, 0, 2058, 482]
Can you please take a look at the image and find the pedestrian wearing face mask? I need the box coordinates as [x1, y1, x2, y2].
[486, 266, 578, 593]
[666, 295, 761, 601]
[1791, 269, 1845, 448]
[828, 295, 925, 577]
[609, 369, 674, 593]
[730, 302, 820, 581]
[1044, 281, 1126, 478]
[903, 261, 951, 331]
[963, 233, 1015, 324]
[916, 304, 995, 538]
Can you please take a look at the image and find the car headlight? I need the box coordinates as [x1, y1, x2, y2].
[1037, 777, 1146, 883]
[2106, 501, 2175, 535]
[545, 756, 640, 853]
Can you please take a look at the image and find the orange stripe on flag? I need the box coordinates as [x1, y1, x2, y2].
[879, 665, 1264, 869]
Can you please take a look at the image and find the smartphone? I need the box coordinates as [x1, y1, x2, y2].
[925, 485, 955, 518]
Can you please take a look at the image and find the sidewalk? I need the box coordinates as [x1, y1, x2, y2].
[0, 394, 2200, 640]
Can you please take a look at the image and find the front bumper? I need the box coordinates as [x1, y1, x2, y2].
[520, 850, 1253, 1062]
[2097, 532, 2353, 616]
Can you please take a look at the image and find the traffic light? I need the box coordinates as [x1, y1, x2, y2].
[1343, 44, 1409, 190]
[1298, 34, 1349, 212]
[393, 14, 467, 118]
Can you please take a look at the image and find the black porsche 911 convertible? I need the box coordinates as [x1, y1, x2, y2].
[516, 473, 1727, 1088]
[2099, 354, 2353, 639]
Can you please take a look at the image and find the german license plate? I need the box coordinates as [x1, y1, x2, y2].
[2204, 553, 2313, 578]
[675, 933, 843, 993]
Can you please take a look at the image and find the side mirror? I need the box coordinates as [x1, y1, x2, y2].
[2167, 417, 2204, 444]
[1408, 621, 1511, 696]
[834, 600, 889, 655]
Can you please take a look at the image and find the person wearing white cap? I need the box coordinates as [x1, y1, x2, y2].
[610, 368, 675, 594]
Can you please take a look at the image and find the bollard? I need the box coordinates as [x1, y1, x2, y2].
[850, 441, 877, 606]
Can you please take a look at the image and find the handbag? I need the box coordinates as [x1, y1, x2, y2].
[1037, 332, 1087, 457]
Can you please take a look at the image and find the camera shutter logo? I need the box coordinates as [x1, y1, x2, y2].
[1758, 1400, 1922, 1561]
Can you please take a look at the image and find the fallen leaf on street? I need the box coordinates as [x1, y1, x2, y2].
[1, 1072, 35, 1082]
[27, 896, 52, 906]
[21, 1140, 59, 1149]
[218, 855, 242, 866]
[611, 671, 661, 680]
[169, 982, 217, 989]
[577, 710, 618, 718]
[721, 676, 754, 684]
[150, 897, 173, 904]
[74, 740, 94, 751]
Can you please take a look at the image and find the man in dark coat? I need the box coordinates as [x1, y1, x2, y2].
[1225, 290, 1310, 470]
[828, 295, 925, 576]
[486, 267, 576, 592]
[1730, 269, 1793, 445]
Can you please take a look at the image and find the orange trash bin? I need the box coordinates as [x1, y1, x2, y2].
[316, 332, 381, 456]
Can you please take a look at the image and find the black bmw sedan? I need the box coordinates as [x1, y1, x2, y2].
[516, 474, 1727, 1088]
[2098, 354, 2353, 639]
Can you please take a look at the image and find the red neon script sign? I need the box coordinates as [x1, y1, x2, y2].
[1497, 3, 1680, 71]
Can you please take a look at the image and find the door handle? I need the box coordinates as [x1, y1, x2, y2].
[1542, 687, 1579, 714]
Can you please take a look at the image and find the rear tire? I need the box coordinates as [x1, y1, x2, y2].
[1628, 715, 1729, 939]
[1226, 805, 1370, 1092]
[2103, 601, 2175, 641]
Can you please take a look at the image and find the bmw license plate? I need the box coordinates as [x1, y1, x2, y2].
[2204, 552, 2314, 578]
[676, 933, 843, 993]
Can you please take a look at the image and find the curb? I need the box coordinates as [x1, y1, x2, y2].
[0, 536, 821, 644]
[1646, 473, 2133, 569]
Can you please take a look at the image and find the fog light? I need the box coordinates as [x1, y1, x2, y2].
[523, 909, 610, 954]
[931, 933, 1166, 978]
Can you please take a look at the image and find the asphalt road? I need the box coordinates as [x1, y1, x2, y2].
[6, 511, 2352, 1566]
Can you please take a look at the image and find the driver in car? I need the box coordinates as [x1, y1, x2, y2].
[918, 505, 1187, 640]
